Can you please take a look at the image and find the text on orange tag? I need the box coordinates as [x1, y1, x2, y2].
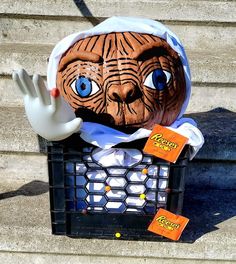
[148, 208, 189, 241]
[143, 125, 188, 163]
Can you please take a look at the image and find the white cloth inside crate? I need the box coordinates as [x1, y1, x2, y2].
[92, 148, 143, 167]
[80, 122, 204, 208]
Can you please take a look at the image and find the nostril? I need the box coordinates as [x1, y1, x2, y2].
[112, 92, 122, 102]
[126, 89, 134, 100]
[108, 83, 142, 103]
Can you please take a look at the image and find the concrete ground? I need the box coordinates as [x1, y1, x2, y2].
[0, 180, 235, 263]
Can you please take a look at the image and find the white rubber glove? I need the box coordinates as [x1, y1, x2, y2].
[12, 69, 82, 141]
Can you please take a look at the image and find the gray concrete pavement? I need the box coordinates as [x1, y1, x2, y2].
[1, 0, 235, 22]
[0, 181, 235, 263]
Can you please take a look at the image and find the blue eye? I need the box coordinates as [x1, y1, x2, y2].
[144, 69, 171, 91]
[75, 77, 91, 97]
[71, 76, 100, 98]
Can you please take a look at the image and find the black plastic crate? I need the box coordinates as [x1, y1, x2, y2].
[47, 133, 190, 240]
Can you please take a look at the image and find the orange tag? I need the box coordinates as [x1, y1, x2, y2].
[143, 125, 188, 163]
[148, 208, 189, 241]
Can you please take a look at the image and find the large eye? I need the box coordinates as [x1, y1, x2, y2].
[144, 69, 171, 91]
[71, 76, 100, 98]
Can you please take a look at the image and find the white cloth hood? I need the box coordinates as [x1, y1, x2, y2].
[47, 16, 191, 121]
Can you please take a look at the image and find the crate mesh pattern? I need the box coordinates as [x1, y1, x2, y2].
[48, 134, 189, 240]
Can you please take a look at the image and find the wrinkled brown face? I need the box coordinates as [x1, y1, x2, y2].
[57, 32, 186, 130]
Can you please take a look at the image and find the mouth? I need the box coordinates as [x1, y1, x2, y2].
[75, 108, 115, 126]
[75, 107, 155, 132]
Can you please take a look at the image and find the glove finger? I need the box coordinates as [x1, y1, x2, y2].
[12, 71, 26, 95]
[33, 74, 51, 105]
[18, 69, 37, 98]
[50, 88, 61, 113]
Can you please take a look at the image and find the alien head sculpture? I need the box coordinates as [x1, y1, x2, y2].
[48, 17, 191, 131]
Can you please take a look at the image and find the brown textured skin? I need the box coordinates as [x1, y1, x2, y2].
[56, 32, 186, 130]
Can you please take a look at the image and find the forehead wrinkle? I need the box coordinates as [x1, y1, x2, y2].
[103, 57, 137, 75]
[103, 71, 141, 90]
[103, 60, 139, 76]
[58, 51, 102, 72]
[131, 41, 179, 61]
[105, 78, 138, 92]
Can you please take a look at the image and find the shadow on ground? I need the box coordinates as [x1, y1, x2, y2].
[0, 182, 235, 242]
[181, 188, 236, 242]
[0, 180, 49, 200]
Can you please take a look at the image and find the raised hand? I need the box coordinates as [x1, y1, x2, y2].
[12, 69, 82, 141]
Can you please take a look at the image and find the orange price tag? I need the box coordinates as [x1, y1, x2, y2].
[148, 208, 189, 241]
[143, 125, 188, 163]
